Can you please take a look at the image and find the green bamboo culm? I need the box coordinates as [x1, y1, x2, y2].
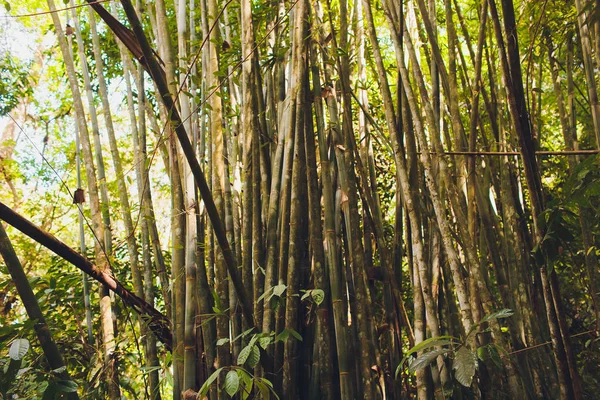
[0, 223, 80, 400]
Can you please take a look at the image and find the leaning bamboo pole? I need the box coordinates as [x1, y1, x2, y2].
[0, 223, 79, 400]
[0, 201, 172, 349]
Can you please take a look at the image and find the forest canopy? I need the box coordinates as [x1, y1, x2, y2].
[0, 0, 599, 399]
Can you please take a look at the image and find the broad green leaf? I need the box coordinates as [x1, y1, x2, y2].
[9, 339, 29, 361]
[408, 349, 451, 373]
[477, 344, 502, 369]
[17, 367, 32, 376]
[258, 378, 279, 399]
[272, 284, 287, 297]
[42, 383, 57, 400]
[238, 344, 253, 365]
[311, 289, 325, 305]
[453, 347, 477, 387]
[4, 358, 22, 385]
[481, 309, 514, 323]
[52, 366, 66, 374]
[276, 329, 303, 343]
[255, 379, 270, 399]
[405, 336, 455, 357]
[289, 329, 302, 341]
[224, 370, 240, 397]
[248, 334, 259, 347]
[257, 286, 273, 303]
[199, 367, 224, 397]
[232, 328, 255, 343]
[217, 338, 230, 346]
[247, 345, 261, 369]
[398, 336, 455, 372]
[55, 380, 78, 393]
[237, 369, 253, 400]
[259, 336, 271, 350]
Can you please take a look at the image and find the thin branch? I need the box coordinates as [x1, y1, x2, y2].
[422, 150, 600, 156]
[5, 0, 114, 18]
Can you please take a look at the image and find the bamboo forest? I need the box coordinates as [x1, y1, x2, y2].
[1, 0, 600, 398]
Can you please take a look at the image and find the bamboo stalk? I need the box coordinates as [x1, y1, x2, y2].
[0, 223, 79, 400]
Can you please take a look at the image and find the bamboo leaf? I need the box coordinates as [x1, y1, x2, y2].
[272, 284, 287, 297]
[257, 286, 273, 303]
[224, 370, 240, 397]
[453, 347, 477, 387]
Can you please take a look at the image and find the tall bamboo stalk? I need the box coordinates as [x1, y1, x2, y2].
[46, 2, 120, 397]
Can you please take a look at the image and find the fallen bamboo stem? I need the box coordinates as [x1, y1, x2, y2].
[0, 200, 173, 351]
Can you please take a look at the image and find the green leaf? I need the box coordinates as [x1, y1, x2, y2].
[275, 329, 303, 343]
[258, 336, 271, 350]
[140, 366, 162, 374]
[272, 284, 287, 297]
[217, 338, 230, 346]
[310, 289, 325, 305]
[9, 338, 29, 360]
[4, 358, 22, 385]
[55, 380, 78, 393]
[479, 344, 502, 368]
[409, 349, 451, 373]
[398, 336, 455, 373]
[453, 347, 477, 387]
[238, 344, 253, 365]
[257, 286, 274, 303]
[255, 379, 270, 399]
[17, 367, 32, 377]
[52, 366, 67, 374]
[232, 328, 255, 343]
[481, 309, 514, 323]
[224, 370, 240, 397]
[406, 336, 455, 357]
[237, 369, 253, 400]
[3, 1, 10, 12]
[199, 367, 224, 397]
[247, 345, 261, 369]
[211, 289, 224, 314]
[42, 383, 57, 400]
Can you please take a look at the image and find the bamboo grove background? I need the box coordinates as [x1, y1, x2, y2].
[0, 0, 600, 398]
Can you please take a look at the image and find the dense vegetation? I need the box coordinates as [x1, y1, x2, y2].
[1, 0, 599, 398]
